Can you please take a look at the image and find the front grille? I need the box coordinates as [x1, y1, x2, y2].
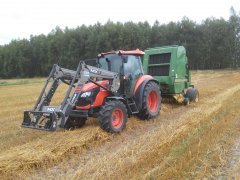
[76, 87, 100, 106]
[149, 53, 171, 64]
[148, 65, 169, 76]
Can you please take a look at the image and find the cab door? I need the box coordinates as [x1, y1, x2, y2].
[123, 55, 144, 98]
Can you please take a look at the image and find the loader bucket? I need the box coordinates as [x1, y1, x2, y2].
[22, 111, 58, 131]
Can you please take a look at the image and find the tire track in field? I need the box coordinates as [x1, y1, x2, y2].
[27, 76, 240, 179]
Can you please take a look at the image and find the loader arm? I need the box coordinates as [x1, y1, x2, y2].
[22, 61, 120, 131]
[78, 62, 120, 92]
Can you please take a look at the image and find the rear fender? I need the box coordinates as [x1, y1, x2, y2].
[134, 75, 159, 110]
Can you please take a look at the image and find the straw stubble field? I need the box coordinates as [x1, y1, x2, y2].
[0, 70, 240, 179]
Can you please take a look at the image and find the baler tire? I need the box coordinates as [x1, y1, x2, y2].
[98, 101, 127, 133]
[65, 117, 86, 130]
[138, 81, 161, 120]
[186, 88, 199, 102]
[183, 97, 190, 105]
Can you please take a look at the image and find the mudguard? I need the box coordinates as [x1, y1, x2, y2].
[133, 75, 159, 110]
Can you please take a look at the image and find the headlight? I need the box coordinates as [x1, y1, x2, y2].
[81, 91, 92, 98]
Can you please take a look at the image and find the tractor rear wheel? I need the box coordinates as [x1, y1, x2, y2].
[65, 117, 86, 130]
[138, 81, 161, 119]
[98, 101, 127, 133]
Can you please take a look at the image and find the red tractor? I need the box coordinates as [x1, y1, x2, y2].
[22, 49, 161, 133]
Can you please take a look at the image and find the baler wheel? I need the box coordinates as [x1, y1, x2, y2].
[183, 97, 190, 105]
[186, 88, 199, 102]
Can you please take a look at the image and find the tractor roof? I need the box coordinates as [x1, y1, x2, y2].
[98, 49, 144, 57]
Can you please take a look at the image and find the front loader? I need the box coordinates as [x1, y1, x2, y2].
[22, 61, 120, 131]
[22, 50, 161, 132]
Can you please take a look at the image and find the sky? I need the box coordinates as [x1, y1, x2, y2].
[0, 0, 240, 45]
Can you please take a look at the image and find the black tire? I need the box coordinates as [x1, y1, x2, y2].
[183, 97, 190, 106]
[138, 81, 161, 120]
[98, 101, 127, 133]
[185, 88, 199, 102]
[65, 117, 86, 130]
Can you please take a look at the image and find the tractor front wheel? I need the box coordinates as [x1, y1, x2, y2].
[98, 101, 127, 133]
[138, 81, 161, 120]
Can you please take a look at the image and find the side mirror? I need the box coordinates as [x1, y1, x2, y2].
[123, 56, 128, 63]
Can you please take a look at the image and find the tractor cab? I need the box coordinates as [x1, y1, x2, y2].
[97, 49, 144, 97]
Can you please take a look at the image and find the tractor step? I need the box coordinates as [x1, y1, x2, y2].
[127, 98, 139, 114]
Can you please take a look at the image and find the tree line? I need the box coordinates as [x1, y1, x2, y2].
[0, 9, 239, 78]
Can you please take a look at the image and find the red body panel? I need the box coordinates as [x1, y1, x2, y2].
[133, 75, 153, 94]
[98, 49, 144, 56]
[75, 80, 109, 92]
[76, 104, 90, 110]
[93, 90, 110, 106]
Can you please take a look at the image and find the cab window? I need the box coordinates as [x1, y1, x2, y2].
[124, 55, 143, 79]
[98, 54, 122, 74]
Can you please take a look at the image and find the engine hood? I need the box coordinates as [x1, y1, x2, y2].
[76, 80, 109, 92]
